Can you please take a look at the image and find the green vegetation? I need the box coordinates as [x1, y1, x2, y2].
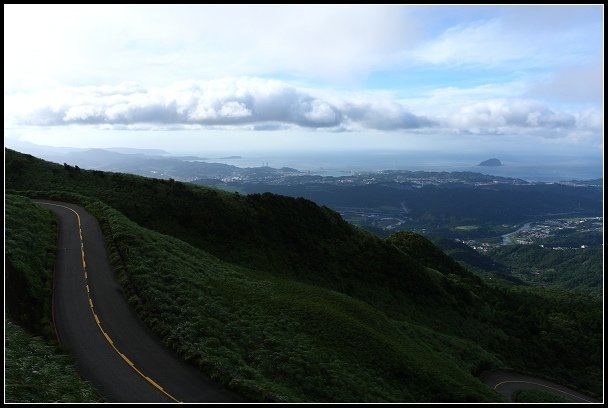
[5, 321, 99, 403]
[538, 229, 602, 247]
[386, 231, 470, 278]
[230, 180, 602, 237]
[490, 245, 603, 296]
[512, 389, 572, 403]
[5, 194, 56, 338]
[5, 194, 99, 402]
[5, 149, 603, 401]
[453, 225, 479, 231]
[75, 198, 503, 402]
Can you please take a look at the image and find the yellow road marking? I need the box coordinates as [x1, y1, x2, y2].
[494, 380, 593, 403]
[36, 201, 181, 403]
[120, 353, 135, 366]
[145, 377, 164, 391]
[103, 331, 114, 345]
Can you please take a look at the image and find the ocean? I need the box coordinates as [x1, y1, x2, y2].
[195, 150, 603, 183]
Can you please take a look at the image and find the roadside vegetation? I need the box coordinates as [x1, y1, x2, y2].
[80, 197, 504, 402]
[512, 389, 572, 403]
[5, 194, 56, 337]
[6, 149, 603, 401]
[5, 321, 100, 403]
[5, 194, 99, 402]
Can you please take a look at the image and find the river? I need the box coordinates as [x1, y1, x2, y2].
[501, 223, 531, 245]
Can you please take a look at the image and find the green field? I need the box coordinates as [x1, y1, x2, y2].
[452, 225, 479, 231]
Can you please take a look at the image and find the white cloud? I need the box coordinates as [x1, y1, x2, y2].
[525, 60, 603, 104]
[411, 19, 517, 66]
[409, 13, 601, 68]
[445, 99, 576, 131]
[3, 5, 417, 90]
[7, 78, 599, 140]
[573, 109, 603, 131]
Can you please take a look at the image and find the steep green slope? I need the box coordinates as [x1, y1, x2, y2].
[5, 149, 441, 310]
[387, 232, 471, 278]
[83, 199, 502, 402]
[5, 321, 99, 403]
[489, 245, 603, 296]
[5, 194, 57, 337]
[5, 194, 99, 402]
[6, 149, 603, 399]
[434, 238, 526, 285]
[434, 238, 508, 275]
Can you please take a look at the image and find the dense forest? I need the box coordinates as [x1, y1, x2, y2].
[5, 149, 603, 401]
[489, 245, 603, 296]
[224, 181, 602, 228]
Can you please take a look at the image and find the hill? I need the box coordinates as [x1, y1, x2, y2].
[478, 158, 502, 167]
[5, 148, 603, 400]
[489, 245, 603, 296]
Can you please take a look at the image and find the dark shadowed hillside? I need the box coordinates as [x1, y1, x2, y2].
[5, 148, 603, 401]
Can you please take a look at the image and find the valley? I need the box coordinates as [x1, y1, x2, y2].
[5, 148, 603, 402]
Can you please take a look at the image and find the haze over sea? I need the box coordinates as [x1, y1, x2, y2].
[5, 5, 603, 185]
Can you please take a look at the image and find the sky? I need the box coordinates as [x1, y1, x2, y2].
[3, 5, 604, 157]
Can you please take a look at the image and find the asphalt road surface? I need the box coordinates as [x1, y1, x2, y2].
[482, 370, 601, 403]
[36, 200, 247, 403]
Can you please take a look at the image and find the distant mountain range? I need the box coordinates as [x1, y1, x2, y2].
[4, 141, 300, 182]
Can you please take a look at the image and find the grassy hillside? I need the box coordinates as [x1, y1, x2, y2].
[489, 245, 603, 296]
[5, 194, 99, 402]
[512, 389, 572, 403]
[5, 321, 99, 403]
[387, 232, 472, 278]
[434, 238, 526, 285]
[5, 194, 57, 337]
[81, 199, 503, 402]
[5, 149, 440, 308]
[6, 149, 603, 400]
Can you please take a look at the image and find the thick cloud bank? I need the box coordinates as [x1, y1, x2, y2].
[10, 78, 597, 135]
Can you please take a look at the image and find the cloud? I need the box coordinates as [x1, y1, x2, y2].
[3, 5, 417, 90]
[337, 100, 434, 130]
[410, 11, 601, 69]
[10, 78, 435, 131]
[525, 61, 603, 104]
[445, 99, 576, 131]
[8, 78, 598, 138]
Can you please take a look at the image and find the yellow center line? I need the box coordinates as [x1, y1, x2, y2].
[37, 201, 181, 403]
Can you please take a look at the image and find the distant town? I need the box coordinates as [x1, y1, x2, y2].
[458, 216, 603, 252]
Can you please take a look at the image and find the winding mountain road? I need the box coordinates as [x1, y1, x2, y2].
[483, 370, 601, 403]
[36, 200, 247, 403]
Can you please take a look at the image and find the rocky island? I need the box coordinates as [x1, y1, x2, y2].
[478, 158, 502, 167]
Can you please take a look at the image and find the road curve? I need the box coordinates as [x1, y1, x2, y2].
[36, 200, 247, 403]
[482, 370, 601, 403]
